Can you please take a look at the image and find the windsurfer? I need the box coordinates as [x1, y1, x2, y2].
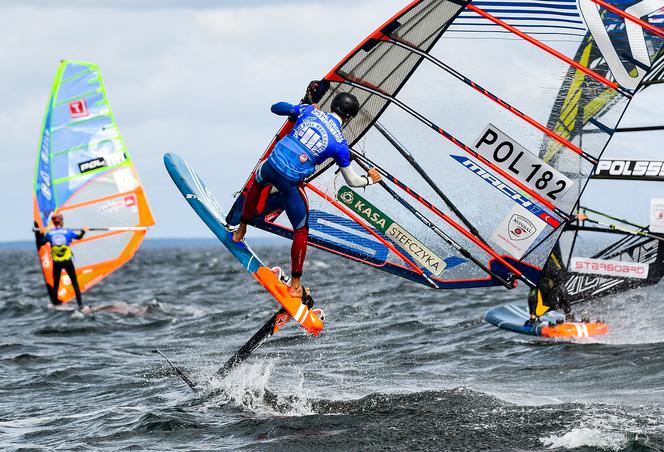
[35, 213, 88, 310]
[233, 86, 381, 297]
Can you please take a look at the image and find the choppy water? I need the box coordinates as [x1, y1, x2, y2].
[1, 243, 663, 451]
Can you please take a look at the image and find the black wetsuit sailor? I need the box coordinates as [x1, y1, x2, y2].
[35, 213, 87, 309]
[526, 213, 588, 324]
[527, 242, 571, 322]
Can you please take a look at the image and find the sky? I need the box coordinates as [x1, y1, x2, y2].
[0, 0, 405, 242]
[1, 0, 662, 243]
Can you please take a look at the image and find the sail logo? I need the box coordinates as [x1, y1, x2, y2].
[40, 129, 50, 164]
[68, 99, 88, 118]
[124, 195, 137, 208]
[337, 187, 387, 231]
[339, 189, 354, 205]
[39, 170, 51, 201]
[491, 205, 545, 259]
[79, 157, 106, 173]
[594, 160, 664, 181]
[79, 152, 127, 174]
[651, 198, 664, 233]
[451, 154, 561, 228]
[337, 186, 446, 276]
[571, 257, 649, 280]
[38, 128, 52, 201]
[101, 198, 130, 213]
[579, 0, 663, 90]
[508, 214, 537, 241]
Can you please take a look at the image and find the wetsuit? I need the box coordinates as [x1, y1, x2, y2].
[527, 243, 571, 320]
[240, 102, 371, 278]
[36, 227, 86, 308]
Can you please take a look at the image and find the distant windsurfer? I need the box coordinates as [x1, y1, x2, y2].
[233, 86, 381, 297]
[34, 213, 88, 310]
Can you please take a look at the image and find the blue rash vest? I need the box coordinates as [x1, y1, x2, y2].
[268, 102, 351, 182]
[45, 228, 79, 247]
[44, 228, 82, 262]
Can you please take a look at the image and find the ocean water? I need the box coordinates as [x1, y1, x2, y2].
[1, 244, 663, 451]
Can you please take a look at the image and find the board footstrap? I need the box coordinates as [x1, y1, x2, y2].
[254, 267, 324, 336]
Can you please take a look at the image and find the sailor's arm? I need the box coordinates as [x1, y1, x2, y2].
[340, 166, 381, 188]
[74, 227, 89, 240]
[271, 102, 305, 123]
[301, 80, 326, 105]
[337, 145, 381, 188]
[566, 213, 588, 230]
[33, 222, 47, 247]
[271, 102, 296, 116]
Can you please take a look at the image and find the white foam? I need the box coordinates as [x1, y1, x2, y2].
[206, 360, 314, 417]
[69, 309, 85, 320]
[568, 283, 664, 345]
[541, 427, 628, 450]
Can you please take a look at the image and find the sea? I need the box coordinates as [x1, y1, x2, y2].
[1, 240, 663, 451]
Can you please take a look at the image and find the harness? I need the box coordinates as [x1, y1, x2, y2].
[51, 245, 72, 262]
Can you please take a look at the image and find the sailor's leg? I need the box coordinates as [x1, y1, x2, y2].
[234, 163, 269, 243]
[46, 283, 58, 305]
[279, 183, 309, 296]
[64, 260, 83, 309]
[51, 261, 64, 305]
[560, 296, 573, 322]
[526, 288, 539, 325]
[290, 226, 308, 294]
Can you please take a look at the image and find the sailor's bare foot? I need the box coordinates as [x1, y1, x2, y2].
[288, 284, 302, 298]
[232, 223, 247, 243]
[288, 276, 301, 296]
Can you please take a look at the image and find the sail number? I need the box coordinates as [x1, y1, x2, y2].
[474, 124, 573, 204]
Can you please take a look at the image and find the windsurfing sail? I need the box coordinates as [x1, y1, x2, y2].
[534, 190, 664, 308]
[227, 0, 664, 290]
[528, 0, 664, 310]
[544, 220, 664, 306]
[33, 60, 154, 303]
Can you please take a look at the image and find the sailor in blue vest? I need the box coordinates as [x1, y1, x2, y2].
[233, 89, 381, 298]
[35, 213, 88, 309]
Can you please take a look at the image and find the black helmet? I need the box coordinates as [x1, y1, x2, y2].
[331, 92, 360, 120]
